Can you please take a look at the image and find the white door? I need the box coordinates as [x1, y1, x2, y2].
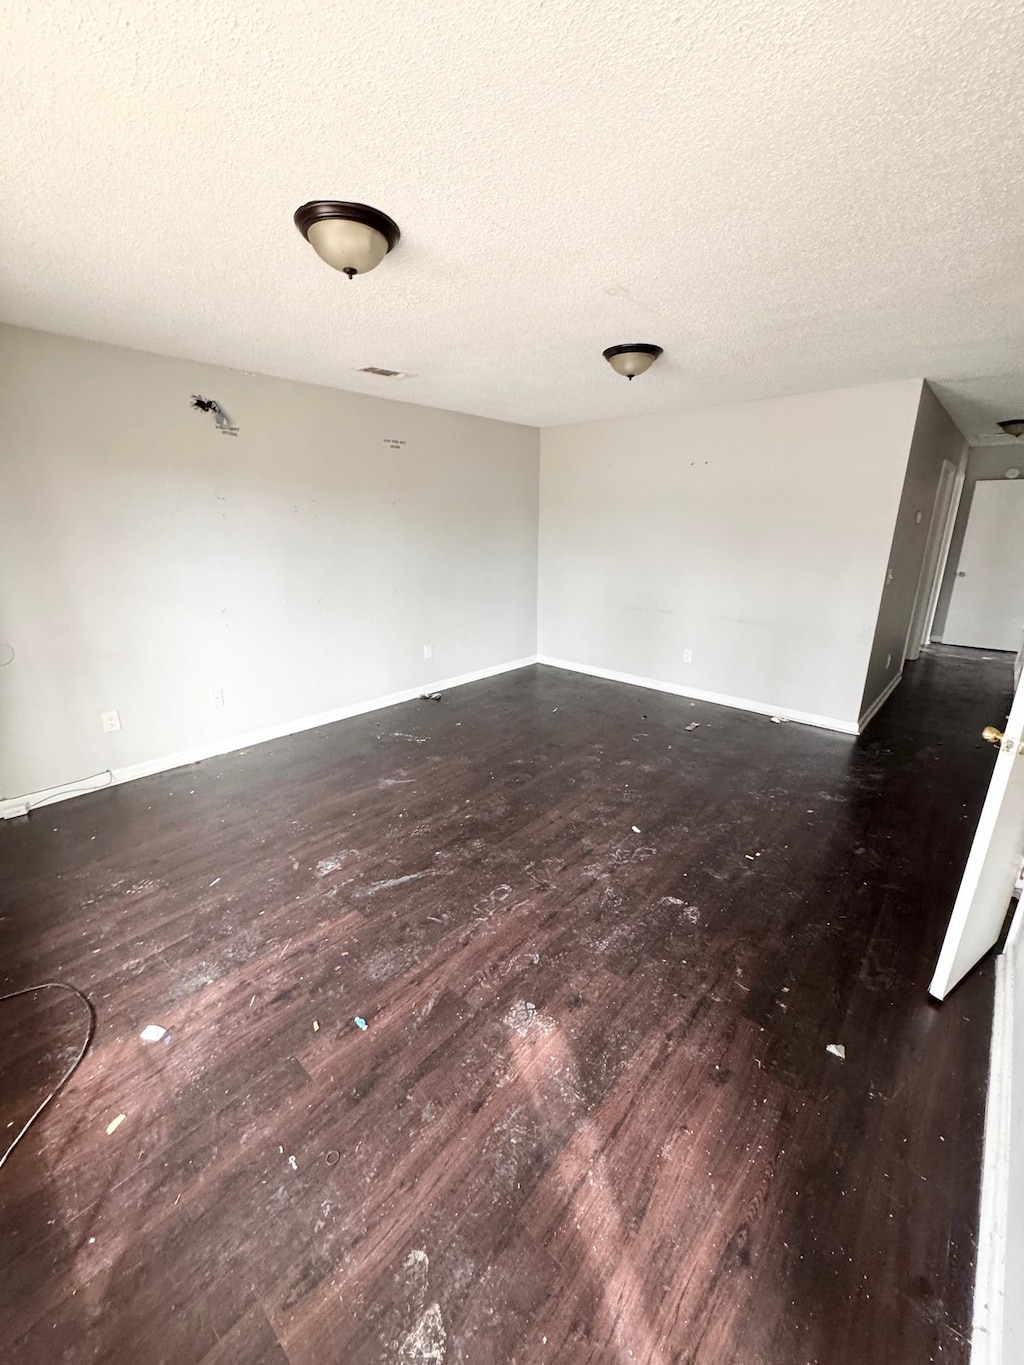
[943, 480, 1024, 650]
[930, 669, 1024, 999]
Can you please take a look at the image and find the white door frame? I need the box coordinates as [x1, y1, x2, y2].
[905, 457, 963, 661]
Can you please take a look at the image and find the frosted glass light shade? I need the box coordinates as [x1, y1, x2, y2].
[307, 218, 389, 276]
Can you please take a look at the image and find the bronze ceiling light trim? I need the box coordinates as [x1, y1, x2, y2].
[603, 343, 663, 380]
[294, 201, 401, 278]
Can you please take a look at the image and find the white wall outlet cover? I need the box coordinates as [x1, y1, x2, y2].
[423, 644, 432, 659]
[101, 710, 121, 732]
[683, 649, 693, 663]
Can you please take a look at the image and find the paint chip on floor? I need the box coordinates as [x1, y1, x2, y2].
[139, 1024, 167, 1043]
[106, 1113, 126, 1135]
[826, 1043, 846, 1060]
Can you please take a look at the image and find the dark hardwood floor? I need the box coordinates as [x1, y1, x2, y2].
[0, 649, 1009, 1364]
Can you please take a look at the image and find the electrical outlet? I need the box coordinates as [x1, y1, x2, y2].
[101, 710, 121, 733]
[423, 644, 432, 660]
[683, 648, 693, 664]
[211, 688, 226, 708]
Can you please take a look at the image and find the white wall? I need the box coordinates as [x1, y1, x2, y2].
[0, 325, 539, 801]
[858, 384, 967, 717]
[933, 447, 1024, 643]
[538, 380, 924, 730]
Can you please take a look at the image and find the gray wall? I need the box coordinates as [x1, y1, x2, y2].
[538, 379, 923, 728]
[933, 447, 1024, 642]
[0, 326, 539, 799]
[859, 384, 967, 715]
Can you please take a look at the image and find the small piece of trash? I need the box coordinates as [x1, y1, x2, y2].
[632, 825, 641, 834]
[326, 1150, 341, 1166]
[419, 692, 443, 701]
[312, 1020, 319, 1032]
[287, 1155, 298, 1171]
[250, 995, 256, 1007]
[354, 1016, 368, 1031]
[826, 1043, 846, 1060]
[139, 1024, 167, 1044]
[552, 707, 558, 713]
[770, 716, 783, 724]
[106, 1114, 126, 1136]
[209, 877, 221, 887]
[685, 722, 700, 732]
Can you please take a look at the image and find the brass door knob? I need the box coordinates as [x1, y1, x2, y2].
[983, 726, 1005, 747]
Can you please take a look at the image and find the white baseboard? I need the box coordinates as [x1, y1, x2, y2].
[1, 655, 538, 820]
[972, 950, 1015, 1365]
[857, 669, 904, 732]
[536, 655, 859, 735]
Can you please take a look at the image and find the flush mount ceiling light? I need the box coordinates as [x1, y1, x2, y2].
[602, 343, 663, 380]
[998, 419, 1024, 439]
[294, 201, 401, 278]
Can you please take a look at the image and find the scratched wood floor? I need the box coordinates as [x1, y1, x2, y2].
[0, 649, 1006, 1364]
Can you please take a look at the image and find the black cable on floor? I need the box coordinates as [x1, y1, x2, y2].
[0, 982, 96, 1170]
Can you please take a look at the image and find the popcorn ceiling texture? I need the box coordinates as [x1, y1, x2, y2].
[2, 0, 1023, 434]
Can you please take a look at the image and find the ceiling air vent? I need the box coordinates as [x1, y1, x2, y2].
[358, 366, 409, 379]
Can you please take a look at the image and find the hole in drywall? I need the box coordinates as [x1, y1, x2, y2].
[190, 395, 238, 436]
[0, 643, 14, 667]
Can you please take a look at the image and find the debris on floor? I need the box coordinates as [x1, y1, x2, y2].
[826, 1043, 846, 1060]
[685, 722, 700, 732]
[106, 1113, 126, 1135]
[354, 1016, 368, 1031]
[209, 877, 221, 887]
[632, 825, 641, 834]
[419, 692, 443, 701]
[326, 1150, 341, 1166]
[312, 1020, 319, 1032]
[288, 1154, 298, 1171]
[139, 1024, 167, 1043]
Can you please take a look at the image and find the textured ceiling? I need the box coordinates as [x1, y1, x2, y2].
[3, 1, 1024, 437]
